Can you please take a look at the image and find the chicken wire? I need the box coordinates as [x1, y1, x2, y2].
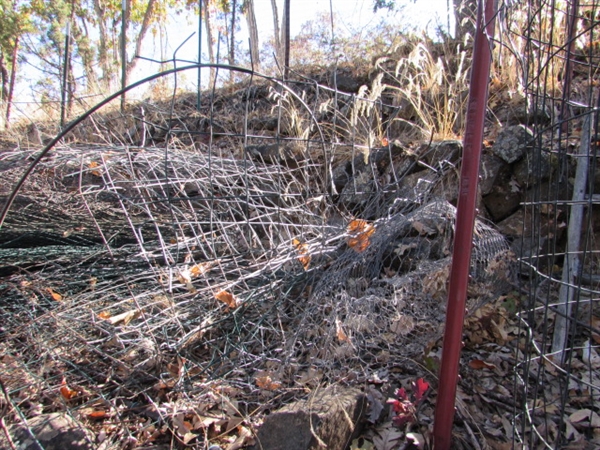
[0, 67, 512, 448]
[500, 0, 600, 448]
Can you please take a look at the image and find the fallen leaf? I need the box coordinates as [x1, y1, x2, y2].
[167, 355, 186, 380]
[105, 309, 140, 326]
[469, 359, 497, 370]
[87, 410, 109, 419]
[97, 311, 111, 319]
[372, 425, 403, 450]
[366, 386, 385, 423]
[351, 438, 375, 450]
[255, 374, 281, 391]
[413, 378, 429, 402]
[406, 432, 425, 448]
[226, 425, 254, 450]
[390, 315, 415, 336]
[89, 161, 102, 177]
[347, 219, 375, 253]
[411, 220, 435, 236]
[190, 260, 220, 277]
[215, 291, 240, 309]
[59, 378, 77, 400]
[336, 317, 351, 343]
[46, 288, 62, 302]
[569, 408, 600, 427]
[292, 238, 311, 270]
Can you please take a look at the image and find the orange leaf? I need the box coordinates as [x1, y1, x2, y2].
[47, 288, 62, 302]
[190, 260, 219, 277]
[88, 410, 109, 419]
[215, 291, 239, 308]
[469, 359, 496, 370]
[336, 318, 351, 343]
[60, 379, 77, 400]
[256, 375, 281, 390]
[346, 219, 375, 253]
[292, 238, 311, 270]
[97, 311, 111, 319]
[89, 161, 102, 177]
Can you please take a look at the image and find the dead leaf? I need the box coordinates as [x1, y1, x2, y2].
[190, 260, 220, 277]
[390, 315, 415, 336]
[176, 268, 196, 293]
[167, 355, 186, 380]
[105, 309, 140, 326]
[215, 291, 240, 309]
[97, 311, 111, 320]
[226, 425, 254, 450]
[59, 378, 77, 400]
[569, 408, 600, 427]
[406, 432, 425, 448]
[347, 219, 375, 253]
[336, 317, 351, 343]
[351, 438, 375, 450]
[366, 386, 385, 423]
[46, 288, 62, 302]
[255, 374, 281, 391]
[372, 425, 404, 450]
[89, 161, 102, 177]
[411, 220, 435, 235]
[292, 238, 311, 270]
[469, 359, 497, 370]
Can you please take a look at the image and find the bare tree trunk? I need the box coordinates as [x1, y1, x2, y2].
[72, 18, 98, 94]
[282, 0, 290, 78]
[204, 0, 216, 86]
[229, 0, 237, 83]
[126, 0, 157, 78]
[93, 0, 115, 90]
[244, 0, 260, 70]
[2, 39, 19, 130]
[270, 0, 281, 65]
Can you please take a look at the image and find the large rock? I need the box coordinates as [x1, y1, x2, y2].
[422, 140, 462, 169]
[491, 125, 533, 164]
[7, 413, 95, 450]
[513, 149, 553, 187]
[482, 162, 523, 222]
[252, 386, 367, 450]
[479, 151, 509, 196]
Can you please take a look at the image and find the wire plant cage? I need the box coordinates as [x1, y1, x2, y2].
[0, 49, 516, 448]
[507, 0, 600, 447]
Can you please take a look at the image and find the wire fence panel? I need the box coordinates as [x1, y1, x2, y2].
[506, 0, 600, 448]
[0, 57, 517, 447]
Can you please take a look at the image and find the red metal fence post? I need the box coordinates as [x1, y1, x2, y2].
[433, 0, 497, 448]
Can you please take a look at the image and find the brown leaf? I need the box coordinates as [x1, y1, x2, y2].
[105, 309, 140, 326]
[347, 219, 375, 253]
[412, 220, 435, 235]
[59, 379, 77, 400]
[469, 359, 497, 370]
[97, 311, 111, 319]
[336, 318, 351, 343]
[372, 425, 403, 450]
[226, 425, 254, 450]
[255, 374, 281, 390]
[89, 161, 102, 177]
[46, 288, 62, 302]
[292, 238, 311, 270]
[215, 291, 240, 309]
[190, 260, 220, 277]
[390, 315, 415, 336]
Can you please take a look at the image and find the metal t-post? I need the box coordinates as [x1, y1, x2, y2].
[433, 0, 497, 448]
